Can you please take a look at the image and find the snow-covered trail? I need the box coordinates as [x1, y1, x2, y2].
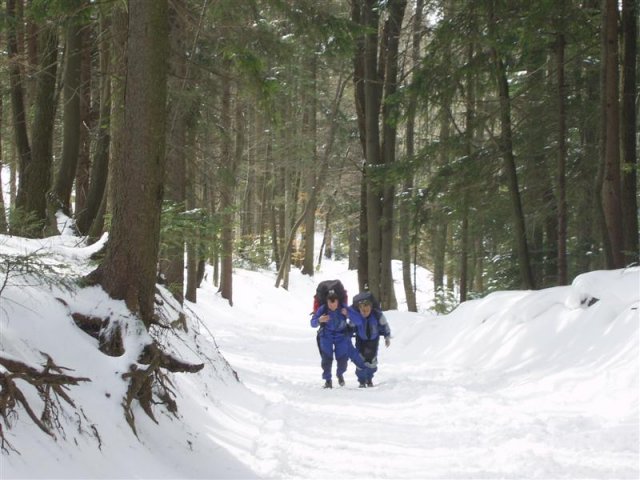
[1, 232, 636, 480]
[198, 272, 638, 480]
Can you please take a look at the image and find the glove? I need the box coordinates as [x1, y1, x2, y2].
[385, 337, 391, 348]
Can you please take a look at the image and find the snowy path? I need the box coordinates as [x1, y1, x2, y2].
[2, 233, 636, 479]
[205, 301, 638, 479]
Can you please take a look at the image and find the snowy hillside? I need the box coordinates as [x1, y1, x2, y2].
[0, 231, 638, 479]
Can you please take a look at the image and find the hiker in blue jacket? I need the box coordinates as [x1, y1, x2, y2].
[311, 288, 370, 388]
[347, 291, 391, 387]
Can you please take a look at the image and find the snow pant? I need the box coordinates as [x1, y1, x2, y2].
[317, 332, 373, 381]
[354, 337, 379, 382]
[317, 333, 351, 381]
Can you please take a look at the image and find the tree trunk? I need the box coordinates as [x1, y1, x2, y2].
[351, 1, 369, 292]
[400, 0, 422, 313]
[620, 0, 638, 265]
[75, 22, 93, 216]
[474, 236, 484, 292]
[363, 0, 383, 300]
[306, 73, 348, 273]
[433, 221, 447, 293]
[185, 237, 197, 303]
[357, 177, 368, 291]
[218, 62, 237, 305]
[351, 0, 367, 160]
[7, 0, 31, 226]
[0, 96, 6, 233]
[301, 56, 317, 277]
[94, 0, 168, 327]
[348, 226, 358, 271]
[576, 38, 601, 273]
[20, 24, 58, 237]
[379, 0, 406, 310]
[275, 201, 311, 289]
[75, 11, 111, 236]
[601, 0, 624, 268]
[319, 209, 332, 264]
[488, 1, 535, 289]
[50, 0, 83, 216]
[104, 3, 127, 239]
[162, 0, 189, 304]
[269, 165, 281, 271]
[460, 24, 476, 303]
[556, 28, 568, 284]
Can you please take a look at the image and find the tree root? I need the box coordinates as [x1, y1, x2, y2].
[122, 343, 203, 436]
[66, 287, 204, 437]
[0, 353, 91, 453]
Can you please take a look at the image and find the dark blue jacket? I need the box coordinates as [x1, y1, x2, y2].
[347, 307, 390, 341]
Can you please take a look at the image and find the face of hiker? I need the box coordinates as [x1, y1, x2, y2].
[358, 300, 372, 317]
[327, 296, 339, 311]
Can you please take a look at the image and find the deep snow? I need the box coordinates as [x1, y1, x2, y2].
[0, 230, 638, 479]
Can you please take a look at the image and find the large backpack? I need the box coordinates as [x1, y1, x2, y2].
[313, 279, 348, 313]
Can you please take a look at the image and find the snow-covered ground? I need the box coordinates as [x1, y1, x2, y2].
[0, 230, 638, 478]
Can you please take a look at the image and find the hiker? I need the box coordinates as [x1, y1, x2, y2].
[347, 291, 391, 387]
[310, 287, 351, 388]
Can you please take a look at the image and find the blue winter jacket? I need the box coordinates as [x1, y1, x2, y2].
[311, 304, 349, 339]
[347, 307, 391, 341]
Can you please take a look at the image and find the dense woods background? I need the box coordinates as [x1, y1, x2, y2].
[1, 0, 638, 318]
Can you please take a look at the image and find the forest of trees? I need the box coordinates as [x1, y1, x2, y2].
[1, 0, 638, 319]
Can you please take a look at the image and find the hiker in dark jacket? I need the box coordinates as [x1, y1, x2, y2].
[347, 291, 391, 387]
[311, 289, 371, 388]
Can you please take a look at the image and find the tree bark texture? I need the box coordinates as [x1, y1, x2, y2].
[19, 24, 58, 237]
[7, 0, 31, 221]
[0, 96, 6, 232]
[488, 1, 535, 289]
[556, 29, 568, 285]
[301, 56, 317, 277]
[620, 0, 638, 264]
[601, 0, 624, 268]
[162, 0, 189, 304]
[51, 1, 83, 216]
[74, 22, 93, 216]
[75, 11, 111, 236]
[379, 0, 406, 310]
[218, 64, 235, 305]
[97, 0, 168, 327]
[351, 0, 369, 292]
[363, 0, 383, 300]
[400, 0, 422, 313]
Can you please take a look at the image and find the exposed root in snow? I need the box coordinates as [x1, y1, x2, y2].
[0, 353, 91, 454]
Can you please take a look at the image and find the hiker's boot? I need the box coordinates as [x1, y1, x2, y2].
[323, 380, 332, 389]
[358, 381, 366, 388]
[366, 380, 374, 387]
[337, 376, 345, 387]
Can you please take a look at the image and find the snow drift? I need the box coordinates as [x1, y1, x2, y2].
[0, 232, 638, 478]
